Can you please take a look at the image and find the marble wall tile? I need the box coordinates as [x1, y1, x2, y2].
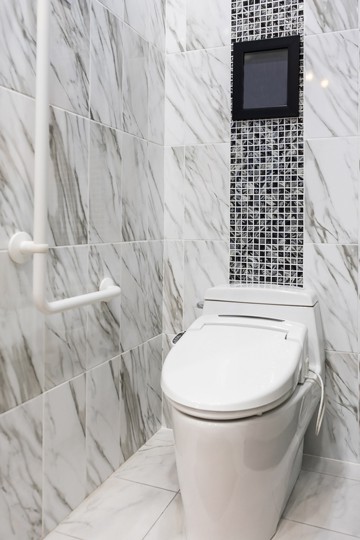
[184, 47, 231, 144]
[43, 374, 86, 534]
[86, 357, 121, 493]
[48, 107, 89, 247]
[163, 241, 184, 334]
[305, 352, 359, 462]
[122, 134, 148, 242]
[166, 0, 186, 53]
[184, 240, 229, 327]
[87, 244, 121, 370]
[98, 0, 124, 20]
[120, 242, 148, 352]
[120, 335, 162, 461]
[148, 143, 164, 241]
[162, 334, 175, 429]
[0, 88, 34, 251]
[186, 0, 231, 50]
[50, 0, 90, 115]
[147, 241, 164, 340]
[305, 138, 358, 244]
[305, 31, 359, 138]
[164, 146, 185, 239]
[164, 52, 187, 146]
[148, 45, 165, 145]
[89, 122, 122, 244]
[147, 0, 166, 50]
[0, 0, 36, 96]
[305, 0, 358, 35]
[124, 0, 147, 39]
[90, 1, 123, 129]
[304, 243, 358, 353]
[0, 252, 43, 414]
[44, 246, 88, 390]
[184, 143, 230, 240]
[0, 396, 42, 540]
[123, 24, 148, 139]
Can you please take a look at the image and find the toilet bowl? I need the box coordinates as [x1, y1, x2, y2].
[161, 285, 325, 540]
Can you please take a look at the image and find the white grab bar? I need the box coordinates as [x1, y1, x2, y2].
[8, 0, 121, 314]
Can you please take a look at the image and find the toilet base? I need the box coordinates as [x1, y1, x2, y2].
[171, 380, 319, 540]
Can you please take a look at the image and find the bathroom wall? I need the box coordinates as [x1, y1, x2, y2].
[0, 0, 166, 538]
[302, 0, 360, 465]
[162, 0, 231, 344]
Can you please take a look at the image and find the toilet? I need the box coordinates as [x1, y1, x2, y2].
[161, 285, 325, 540]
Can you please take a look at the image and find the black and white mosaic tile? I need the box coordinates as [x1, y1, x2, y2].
[230, 0, 304, 285]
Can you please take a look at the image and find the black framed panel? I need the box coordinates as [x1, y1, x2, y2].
[232, 36, 300, 121]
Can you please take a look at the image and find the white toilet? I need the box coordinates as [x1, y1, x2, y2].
[162, 285, 325, 540]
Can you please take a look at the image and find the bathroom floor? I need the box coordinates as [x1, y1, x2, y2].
[45, 429, 360, 540]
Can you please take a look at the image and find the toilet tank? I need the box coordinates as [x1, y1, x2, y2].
[203, 285, 325, 379]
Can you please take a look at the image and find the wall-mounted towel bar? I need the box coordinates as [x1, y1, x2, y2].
[8, 0, 121, 314]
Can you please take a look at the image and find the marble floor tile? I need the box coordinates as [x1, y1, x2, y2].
[274, 519, 360, 540]
[305, 0, 358, 35]
[56, 477, 175, 540]
[116, 428, 179, 492]
[44, 532, 75, 540]
[144, 493, 185, 539]
[284, 470, 360, 537]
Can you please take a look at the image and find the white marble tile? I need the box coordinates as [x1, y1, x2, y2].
[148, 143, 164, 241]
[163, 241, 184, 334]
[124, 0, 147, 39]
[87, 244, 121, 369]
[305, 31, 358, 138]
[56, 477, 175, 540]
[284, 470, 360, 536]
[120, 242, 148, 352]
[184, 47, 231, 144]
[44, 532, 73, 540]
[120, 337, 162, 461]
[166, 0, 186, 53]
[162, 335, 175, 429]
[48, 108, 89, 247]
[304, 243, 358, 353]
[44, 246, 88, 390]
[50, 0, 90, 115]
[98, 0, 124, 20]
[305, 138, 358, 244]
[184, 240, 228, 327]
[147, 242, 164, 340]
[274, 519, 360, 540]
[164, 146, 185, 240]
[90, 1, 123, 128]
[122, 134, 148, 242]
[0, 397, 42, 540]
[0, 0, 36, 96]
[303, 454, 360, 482]
[43, 375, 87, 534]
[184, 143, 229, 240]
[89, 123, 122, 244]
[305, 0, 358, 35]
[86, 357, 121, 493]
[123, 24, 148, 139]
[144, 493, 185, 539]
[0, 87, 35, 251]
[0, 252, 44, 413]
[117, 428, 178, 492]
[186, 0, 231, 50]
[148, 45, 165, 145]
[147, 0, 166, 50]
[304, 352, 359, 462]
[164, 53, 187, 146]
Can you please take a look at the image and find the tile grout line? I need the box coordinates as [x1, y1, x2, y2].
[282, 517, 360, 539]
[115, 475, 179, 494]
[141, 491, 179, 540]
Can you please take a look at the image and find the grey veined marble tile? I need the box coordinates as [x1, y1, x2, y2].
[50, 0, 90, 115]
[186, 0, 231, 51]
[305, 138, 358, 244]
[148, 143, 164, 241]
[148, 45, 165, 145]
[305, 30, 359, 138]
[166, 0, 186, 54]
[274, 519, 360, 540]
[164, 146, 185, 240]
[43, 374, 87, 535]
[144, 493, 185, 540]
[0, 0, 36, 96]
[98, 0, 124, 20]
[147, 0, 166, 50]
[0, 396, 43, 540]
[305, 0, 358, 35]
[163, 240, 184, 335]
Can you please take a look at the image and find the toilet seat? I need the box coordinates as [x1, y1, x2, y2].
[161, 315, 308, 420]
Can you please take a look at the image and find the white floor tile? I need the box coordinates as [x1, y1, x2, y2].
[45, 532, 79, 540]
[116, 428, 179, 492]
[144, 493, 185, 540]
[274, 519, 360, 540]
[55, 477, 175, 540]
[284, 470, 360, 537]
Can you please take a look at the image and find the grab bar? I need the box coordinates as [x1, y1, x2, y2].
[8, 0, 121, 314]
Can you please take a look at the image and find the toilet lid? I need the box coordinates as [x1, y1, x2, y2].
[161, 315, 307, 419]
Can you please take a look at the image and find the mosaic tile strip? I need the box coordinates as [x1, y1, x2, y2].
[230, 0, 304, 285]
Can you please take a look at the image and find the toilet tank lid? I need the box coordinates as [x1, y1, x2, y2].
[205, 285, 318, 307]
